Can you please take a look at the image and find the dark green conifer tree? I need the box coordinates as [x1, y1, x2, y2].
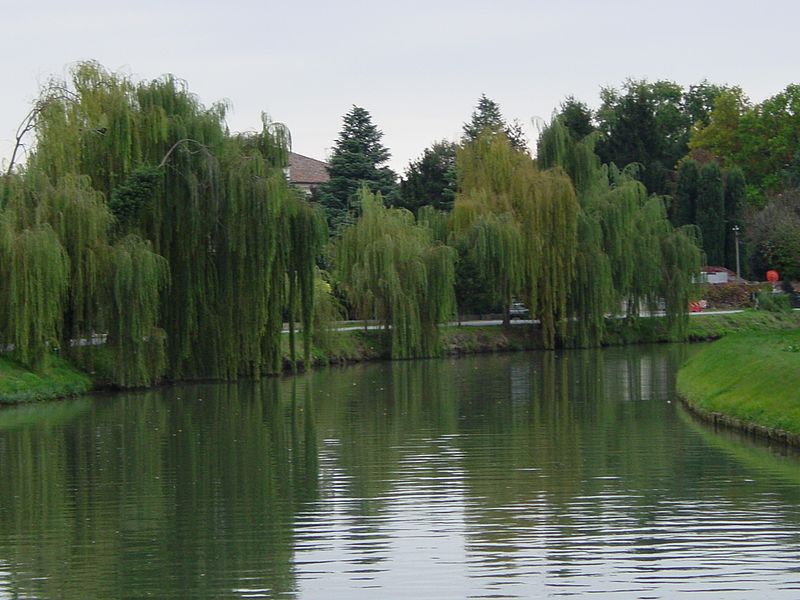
[723, 167, 746, 270]
[696, 162, 726, 265]
[462, 94, 528, 152]
[558, 96, 595, 140]
[673, 159, 700, 227]
[397, 141, 457, 212]
[318, 106, 397, 233]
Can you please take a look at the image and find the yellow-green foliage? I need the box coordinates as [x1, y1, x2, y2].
[416, 205, 449, 243]
[336, 188, 456, 358]
[285, 198, 328, 367]
[1, 61, 323, 384]
[537, 119, 701, 345]
[0, 216, 69, 369]
[453, 132, 579, 348]
[107, 235, 169, 387]
[310, 269, 345, 356]
[678, 330, 800, 435]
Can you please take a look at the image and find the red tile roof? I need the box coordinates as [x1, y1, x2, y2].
[288, 152, 329, 185]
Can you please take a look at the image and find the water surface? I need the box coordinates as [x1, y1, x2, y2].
[1, 345, 799, 598]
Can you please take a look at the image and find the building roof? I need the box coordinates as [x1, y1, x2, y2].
[288, 152, 329, 185]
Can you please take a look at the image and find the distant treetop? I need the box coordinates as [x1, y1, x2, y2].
[462, 93, 528, 152]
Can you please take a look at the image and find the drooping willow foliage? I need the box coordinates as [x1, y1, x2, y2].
[1, 61, 324, 382]
[0, 100, 169, 382]
[336, 188, 456, 358]
[537, 119, 702, 345]
[453, 133, 579, 347]
[285, 198, 328, 368]
[0, 212, 68, 369]
[107, 235, 169, 386]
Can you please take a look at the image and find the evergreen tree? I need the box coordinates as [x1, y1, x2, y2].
[596, 84, 669, 194]
[696, 162, 726, 265]
[673, 159, 700, 227]
[559, 96, 595, 140]
[724, 167, 746, 270]
[462, 94, 527, 152]
[319, 106, 397, 233]
[397, 141, 457, 212]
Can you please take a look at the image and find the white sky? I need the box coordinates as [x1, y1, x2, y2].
[2, 0, 798, 175]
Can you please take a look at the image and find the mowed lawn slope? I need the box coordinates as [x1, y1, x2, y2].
[678, 330, 800, 436]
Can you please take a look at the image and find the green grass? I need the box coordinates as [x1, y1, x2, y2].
[686, 310, 800, 340]
[0, 355, 92, 404]
[677, 329, 800, 435]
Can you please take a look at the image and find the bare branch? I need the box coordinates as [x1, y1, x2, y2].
[158, 138, 214, 168]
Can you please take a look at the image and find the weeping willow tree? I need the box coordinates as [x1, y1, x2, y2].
[285, 198, 328, 368]
[26, 175, 112, 351]
[453, 132, 579, 347]
[416, 205, 450, 243]
[107, 235, 170, 386]
[453, 211, 522, 322]
[4, 61, 323, 382]
[309, 269, 345, 357]
[336, 188, 456, 358]
[537, 118, 701, 345]
[1, 159, 168, 383]
[0, 210, 69, 369]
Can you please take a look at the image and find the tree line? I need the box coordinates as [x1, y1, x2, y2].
[318, 94, 701, 356]
[12, 64, 798, 382]
[321, 81, 799, 284]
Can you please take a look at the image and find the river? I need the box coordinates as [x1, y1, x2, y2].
[1, 345, 799, 598]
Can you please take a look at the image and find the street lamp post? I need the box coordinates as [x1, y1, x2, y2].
[732, 225, 741, 280]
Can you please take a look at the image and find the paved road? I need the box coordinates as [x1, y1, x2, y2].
[283, 309, 751, 333]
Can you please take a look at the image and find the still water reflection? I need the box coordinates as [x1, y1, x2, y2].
[1, 345, 800, 598]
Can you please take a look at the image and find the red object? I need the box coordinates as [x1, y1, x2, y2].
[766, 270, 780, 283]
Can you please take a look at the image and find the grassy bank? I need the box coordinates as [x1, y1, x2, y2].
[0, 355, 92, 404]
[677, 329, 800, 443]
[686, 310, 800, 339]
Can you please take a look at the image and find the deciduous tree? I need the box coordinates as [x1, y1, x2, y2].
[335, 188, 456, 358]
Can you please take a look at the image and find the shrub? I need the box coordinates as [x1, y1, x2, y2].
[701, 283, 752, 309]
[756, 291, 792, 313]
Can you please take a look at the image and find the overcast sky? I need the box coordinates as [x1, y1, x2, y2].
[2, 0, 797, 174]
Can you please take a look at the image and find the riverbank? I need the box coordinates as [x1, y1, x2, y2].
[3, 309, 800, 405]
[677, 329, 800, 447]
[307, 309, 800, 367]
[0, 356, 92, 404]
